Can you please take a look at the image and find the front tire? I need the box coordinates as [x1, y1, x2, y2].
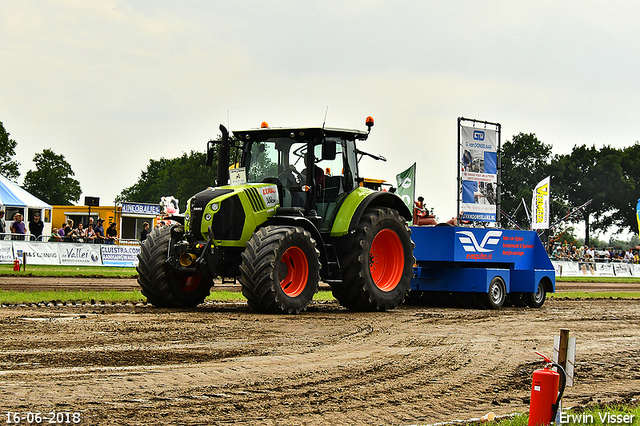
[239, 226, 320, 314]
[137, 225, 212, 308]
[333, 207, 414, 311]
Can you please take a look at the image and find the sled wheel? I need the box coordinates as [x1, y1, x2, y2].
[483, 276, 506, 309]
[136, 225, 212, 308]
[524, 281, 547, 308]
[239, 226, 320, 314]
[333, 207, 414, 311]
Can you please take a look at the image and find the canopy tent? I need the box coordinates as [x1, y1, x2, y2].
[0, 174, 52, 209]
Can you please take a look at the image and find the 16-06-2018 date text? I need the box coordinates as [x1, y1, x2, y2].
[5, 412, 81, 424]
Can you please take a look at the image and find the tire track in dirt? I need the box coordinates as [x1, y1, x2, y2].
[1, 300, 640, 425]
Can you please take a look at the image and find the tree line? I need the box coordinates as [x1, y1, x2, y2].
[501, 133, 640, 244]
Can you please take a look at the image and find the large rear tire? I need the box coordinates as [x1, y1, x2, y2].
[239, 226, 320, 314]
[137, 225, 212, 308]
[333, 207, 414, 311]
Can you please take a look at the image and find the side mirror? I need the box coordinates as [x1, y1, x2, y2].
[322, 140, 336, 161]
[205, 140, 215, 166]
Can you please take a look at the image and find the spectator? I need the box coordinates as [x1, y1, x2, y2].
[0, 210, 5, 235]
[86, 224, 96, 243]
[105, 222, 118, 244]
[58, 224, 66, 238]
[140, 222, 150, 242]
[86, 217, 95, 229]
[624, 248, 634, 263]
[29, 212, 44, 240]
[64, 219, 74, 236]
[49, 228, 62, 242]
[94, 218, 106, 243]
[10, 213, 26, 240]
[69, 222, 87, 242]
[585, 246, 595, 260]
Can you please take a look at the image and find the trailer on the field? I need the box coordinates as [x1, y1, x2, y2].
[408, 225, 555, 308]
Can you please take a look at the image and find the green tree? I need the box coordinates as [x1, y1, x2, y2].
[550, 144, 634, 244]
[0, 121, 20, 181]
[23, 149, 82, 205]
[116, 150, 216, 210]
[499, 133, 554, 228]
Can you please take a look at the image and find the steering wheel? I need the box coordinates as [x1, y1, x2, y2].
[278, 166, 303, 187]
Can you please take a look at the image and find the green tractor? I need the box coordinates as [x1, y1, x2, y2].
[136, 117, 414, 313]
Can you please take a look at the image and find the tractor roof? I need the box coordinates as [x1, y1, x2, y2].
[232, 126, 370, 143]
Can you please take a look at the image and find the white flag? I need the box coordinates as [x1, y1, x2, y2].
[531, 176, 550, 230]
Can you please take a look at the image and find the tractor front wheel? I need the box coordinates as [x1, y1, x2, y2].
[137, 225, 212, 308]
[239, 226, 320, 314]
[333, 207, 414, 311]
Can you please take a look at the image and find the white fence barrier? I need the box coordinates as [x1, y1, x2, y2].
[552, 260, 640, 277]
[0, 240, 140, 268]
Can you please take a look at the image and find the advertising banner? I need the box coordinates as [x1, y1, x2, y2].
[0, 241, 14, 263]
[101, 245, 141, 267]
[59, 243, 102, 266]
[122, 202, 161, 215]
[460, 126, 497, 222]
[636, 198, 640, 238]
[396, 163, 416, 211]
[12, 241, 60, 265]
[531, 176, 550, 230]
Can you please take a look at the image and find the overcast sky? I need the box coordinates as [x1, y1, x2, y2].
[2, 1, 639, 232]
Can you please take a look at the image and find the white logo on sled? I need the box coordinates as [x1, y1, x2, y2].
[456, 230, 502, 253]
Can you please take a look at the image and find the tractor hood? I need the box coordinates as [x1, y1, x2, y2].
[185, 183, 279, 246]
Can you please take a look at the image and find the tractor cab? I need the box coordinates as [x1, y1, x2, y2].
[231, 125, 369, 231]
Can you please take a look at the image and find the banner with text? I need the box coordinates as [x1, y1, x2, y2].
[13, 241, 60, 265]
[531, 176, 550, 230]
[460, 126, 497, 222]
[101, 245, 141, 267]
[0, 241, 14, 263]
[59, 243, 103, 266]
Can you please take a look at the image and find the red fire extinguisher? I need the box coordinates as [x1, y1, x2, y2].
[528, 351, 566, 426]
[13, 258, 20, 271]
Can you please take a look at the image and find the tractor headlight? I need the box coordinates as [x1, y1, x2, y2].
[204, 213, 212, 221]
[211, 203, 220, 212]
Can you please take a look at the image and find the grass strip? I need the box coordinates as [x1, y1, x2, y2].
[0, 265, 138, 278]
[556, 276, 640, 283]
[549, 291, 640, 299]
[464, 404, 640, 426]
[0, 290, 336, 304]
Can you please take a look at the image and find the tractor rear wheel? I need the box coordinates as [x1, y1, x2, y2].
[333, 207, 414, 311]
[239, 226, 320, 314]
[137, 225, 212, 308]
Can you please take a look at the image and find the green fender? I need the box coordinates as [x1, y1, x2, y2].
[329, 188, 412, 237]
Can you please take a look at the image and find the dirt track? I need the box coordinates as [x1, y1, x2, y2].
[1, 296, 639, 425]
[1, 276, 638, 293]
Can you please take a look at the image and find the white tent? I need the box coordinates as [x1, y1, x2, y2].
[0, 174, 52, 238]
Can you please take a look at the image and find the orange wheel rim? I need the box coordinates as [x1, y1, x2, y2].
[280, 246, 308, 297]
[369, 229, 404, 291]
[178, 275, 202, 292]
